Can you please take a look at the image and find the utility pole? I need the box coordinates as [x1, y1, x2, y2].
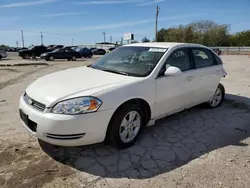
[102, 32, 106, 43]
[72, 38, 74, 45]
[155, 5, 160, 42]
[110, 36, 112, 43]
[40, 31, 44, 45]
[16, 41, 18, 48]
[21, 30, 24, 48]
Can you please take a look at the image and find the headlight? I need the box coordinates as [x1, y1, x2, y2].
[41, 53, 47, 56]
[52, 97, 102, 115]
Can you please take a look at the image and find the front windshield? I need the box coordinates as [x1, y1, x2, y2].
[90, 46, 167, 77]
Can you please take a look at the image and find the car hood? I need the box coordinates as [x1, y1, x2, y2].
[26, 66, 136, 107]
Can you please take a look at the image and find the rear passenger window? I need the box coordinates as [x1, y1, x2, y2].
[192, 48, 215, 68]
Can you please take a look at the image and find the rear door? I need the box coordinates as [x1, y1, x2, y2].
[190, 47, 225, 103]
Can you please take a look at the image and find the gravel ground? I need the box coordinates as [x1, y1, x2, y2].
[0, 55, 250, 188]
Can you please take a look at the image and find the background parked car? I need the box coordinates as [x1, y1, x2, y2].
[0, 50, 8, 60]
[93, 49, 106, 55]
[40, 47, 81, 61]
[90, 47, 97, 52]
[212, 48, 222, 55]
[18, 45, 48, 59]
[77, 48, 93, 58]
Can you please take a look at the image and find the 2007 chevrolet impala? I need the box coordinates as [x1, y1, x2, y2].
[19, 42, 227, 149]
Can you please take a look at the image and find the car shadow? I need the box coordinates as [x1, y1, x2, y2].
[39, 94, 250, 179]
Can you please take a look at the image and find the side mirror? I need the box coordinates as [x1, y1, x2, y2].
[164, 65, 182, 76]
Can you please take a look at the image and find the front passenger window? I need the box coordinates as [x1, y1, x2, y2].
[166, 49, 191, 71]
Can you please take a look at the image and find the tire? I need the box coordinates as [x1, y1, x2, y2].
[0, 55, 2, 60]
[67, 58, 71, 61]
[23, 54, 30, 59]
[206, 83, 225, 108]
[72, 56, 77, 61]
[107, 104, 144, 149]
[49, 56, 54, 61]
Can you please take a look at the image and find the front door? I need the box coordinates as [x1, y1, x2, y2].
[155, 48, 197, 118]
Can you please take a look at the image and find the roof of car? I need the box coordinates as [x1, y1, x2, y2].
[125, 42, 208, 49]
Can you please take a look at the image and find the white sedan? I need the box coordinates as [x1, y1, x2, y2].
[19, 42, 227, 149]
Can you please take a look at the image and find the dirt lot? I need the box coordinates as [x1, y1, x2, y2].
[0, 55, 250, 188]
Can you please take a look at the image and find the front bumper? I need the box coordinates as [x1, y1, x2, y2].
[19, 96, 114, 146]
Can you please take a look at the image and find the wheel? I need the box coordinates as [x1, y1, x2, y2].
[0, 55, 2, 60]
[49, 56, 54, 61]
[67, 58, 71, 61]
[107, 104, 144, 149]
[23, 54, 30, 59]
[206, 83, 225, 108]
[72, 56, 77, 61]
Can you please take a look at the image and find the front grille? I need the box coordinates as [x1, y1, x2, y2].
[46, 133, 86, 140]
[23, 93, 46, 112]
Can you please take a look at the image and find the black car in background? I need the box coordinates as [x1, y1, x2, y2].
[92, 49, 106, 55]
[18, 45, 48, 59]
[77, 48, 93, 58]
[40, 47, 81, 61]
[108, 47, 116, 52]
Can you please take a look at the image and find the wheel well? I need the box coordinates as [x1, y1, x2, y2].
[105, 98, 151, 142]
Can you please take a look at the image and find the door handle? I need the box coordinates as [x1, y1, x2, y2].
[186, 76, 195, 82]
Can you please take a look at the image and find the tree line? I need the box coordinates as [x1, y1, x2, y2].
[155, 20, 250, 46]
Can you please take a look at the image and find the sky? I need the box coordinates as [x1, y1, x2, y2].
[0, 0, 249, 47]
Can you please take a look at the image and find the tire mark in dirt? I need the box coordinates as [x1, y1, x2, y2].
[0, 65, 53, 90]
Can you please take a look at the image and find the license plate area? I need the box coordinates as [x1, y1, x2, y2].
[19, 109, 37, 132]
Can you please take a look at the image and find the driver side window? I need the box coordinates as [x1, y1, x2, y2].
[166, 49, 191, 71]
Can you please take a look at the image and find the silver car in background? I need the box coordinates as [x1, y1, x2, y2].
[0, 50, 7, 60]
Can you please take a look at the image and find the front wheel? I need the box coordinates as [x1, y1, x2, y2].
[72, 56, 77, 61]
[206, 83, 225, 108]
[49, 56, 54, 61]
[107, 104, 143, 149]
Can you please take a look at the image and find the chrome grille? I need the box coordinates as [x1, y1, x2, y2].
[23, 93, 46, 112]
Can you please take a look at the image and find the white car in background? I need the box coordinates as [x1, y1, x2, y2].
[19, 42, 227, 149]
[0, 50, 7, 60]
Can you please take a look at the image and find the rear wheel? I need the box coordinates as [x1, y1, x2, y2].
[206, 83, 225, 108]
[23, 54, 30, 59]
[107, 104, 143, 149]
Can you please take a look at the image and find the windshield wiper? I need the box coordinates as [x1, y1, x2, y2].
[102, 69, 128, 76]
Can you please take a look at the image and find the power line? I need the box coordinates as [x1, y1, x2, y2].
[155, 5, 160, 42]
